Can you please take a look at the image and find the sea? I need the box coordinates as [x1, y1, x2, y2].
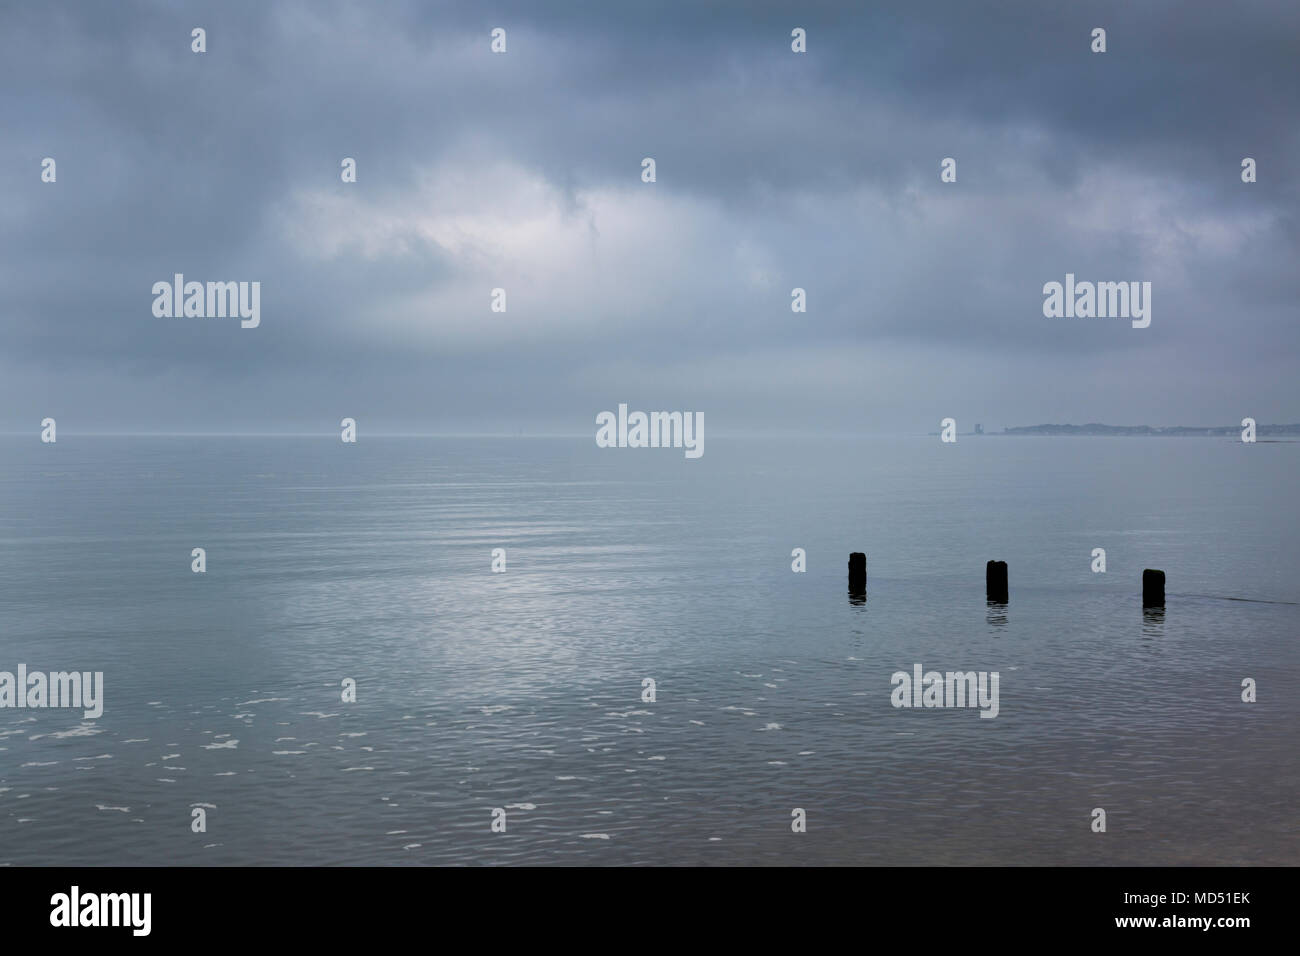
[1, 434, 1296, 865]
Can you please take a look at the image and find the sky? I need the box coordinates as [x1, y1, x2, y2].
[1, 0, 1297, 435]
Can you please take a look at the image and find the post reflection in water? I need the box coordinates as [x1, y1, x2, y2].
[986, 600, 1009, 629]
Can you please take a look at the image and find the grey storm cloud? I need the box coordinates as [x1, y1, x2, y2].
[0, 0, 1296, 433]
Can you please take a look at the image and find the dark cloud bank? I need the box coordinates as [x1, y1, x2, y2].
[1, 0, 1296, 435]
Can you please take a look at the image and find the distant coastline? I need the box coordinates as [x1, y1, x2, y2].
[1001, 423, 1300, 437]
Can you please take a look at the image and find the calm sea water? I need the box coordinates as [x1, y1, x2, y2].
[0, 435, 1296, 865]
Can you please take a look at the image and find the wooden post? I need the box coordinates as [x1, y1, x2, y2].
[1143, 569, 1165, 607]
[848, 552, 867, 593]
[986, 560, 1008, 603]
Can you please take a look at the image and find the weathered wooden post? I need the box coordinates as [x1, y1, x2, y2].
[848, 552, 867, 594]
[1143, 569, 1165, 607]
[986, 560, 1008, 603]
